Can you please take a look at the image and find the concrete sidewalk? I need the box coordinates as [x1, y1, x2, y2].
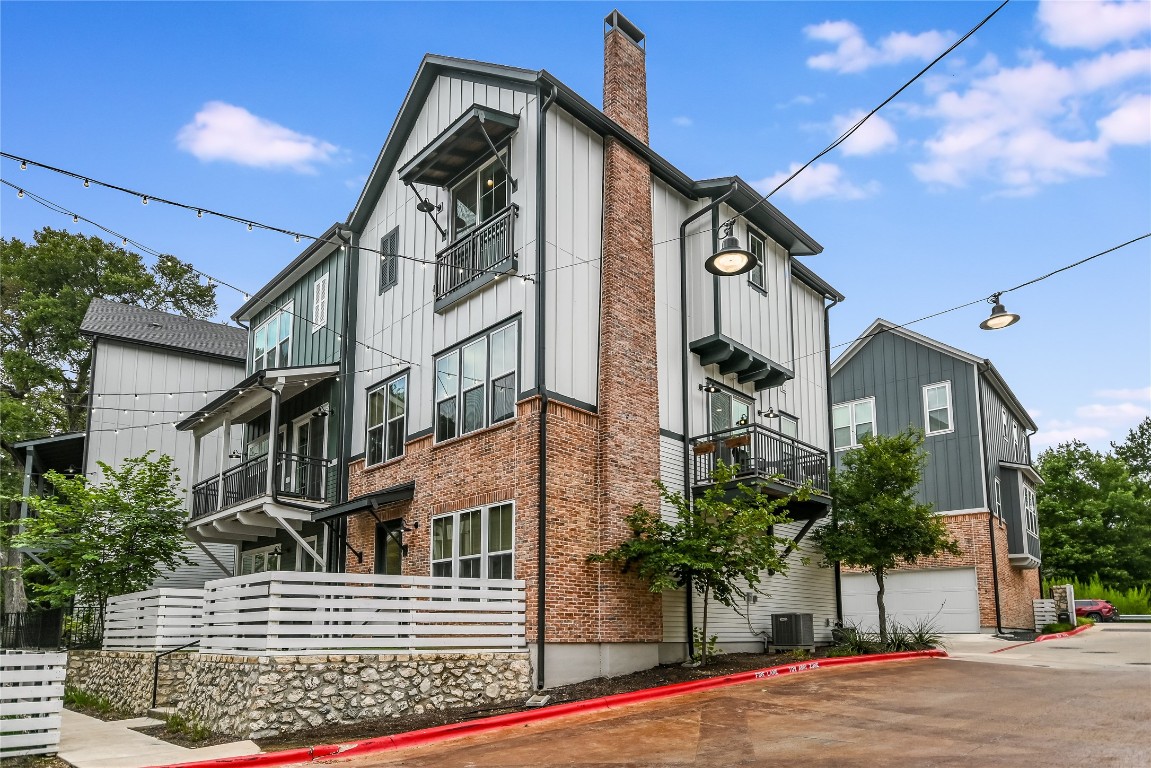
[58, 709, 261, 768]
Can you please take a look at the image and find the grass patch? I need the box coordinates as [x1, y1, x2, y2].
[63, 687, 130, 720]
[1046, 575, 1151, 615]
[165, 713, 212, 741]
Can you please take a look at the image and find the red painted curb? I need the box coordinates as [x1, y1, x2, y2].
[146, 650, 944, 768]
[1034, 623, 1093, 642]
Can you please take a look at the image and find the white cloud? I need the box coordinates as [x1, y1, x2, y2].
[1034, 420, 1112, 448]
[777, 94, 818, 109]
[753, 162, 880, 203]
[1095, 386, 1151, 402]
[671, 116, 693, 127]
[1034, 394, 1150, 450]
[177, 101, 339, 173]
[805, 19, 953, 73]
[1097, 94, 1151, 145]
[1075, 402, 1151, 424]
[1038, 0, 1151, 50]
[832, 110, 898, 156]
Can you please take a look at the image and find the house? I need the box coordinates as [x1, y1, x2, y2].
[79, 298, 246, 586]
[830, 319, 1041, 633]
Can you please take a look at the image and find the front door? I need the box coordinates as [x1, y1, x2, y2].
[375, 520, 403, 575]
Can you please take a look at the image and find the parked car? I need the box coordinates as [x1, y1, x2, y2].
[1075, 599, 1121, 622]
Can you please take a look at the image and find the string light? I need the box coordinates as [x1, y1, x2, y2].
[83, 179, 89, 187]
[247, 223, 253, 231]
[73, 214, 79, 223]
[142, 196, 149, 205]
[20, 160, 27, 170]
[197, 210, 202, 218]
[295, 235, 300, 243]
[16, 189, 23, 198]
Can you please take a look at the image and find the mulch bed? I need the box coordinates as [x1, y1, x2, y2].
[130, 722, 241, 749]
[0, 757, 73, 768]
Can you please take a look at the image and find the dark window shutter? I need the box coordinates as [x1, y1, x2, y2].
[379, 227, 399, 294]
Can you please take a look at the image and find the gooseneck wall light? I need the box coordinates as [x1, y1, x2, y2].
[979, 292, 1021, 330]
[704, 220, 759, 277]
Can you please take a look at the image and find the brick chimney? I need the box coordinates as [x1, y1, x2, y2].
[595, 10, 662, 643]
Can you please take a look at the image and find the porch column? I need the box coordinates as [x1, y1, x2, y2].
[266, 379, 284, 497]
[216, 413, 231, 511]
[189, 431, 202, 512]
[19, 446, 35, 533]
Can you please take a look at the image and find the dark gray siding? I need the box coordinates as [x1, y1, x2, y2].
[980, 376, 1040, 557]
[831, 332, 983, 513]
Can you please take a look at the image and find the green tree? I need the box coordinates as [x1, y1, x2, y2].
[1036, 435, 1151, 590]
[1, 228, 215, 610]
[590, 463, 801, 665]
[813, 430, 960, 644]
[1113, 417, 1151, 483]
[8, 452, 191, 612]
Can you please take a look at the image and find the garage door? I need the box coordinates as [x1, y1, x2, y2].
[841, 568, 980, 633]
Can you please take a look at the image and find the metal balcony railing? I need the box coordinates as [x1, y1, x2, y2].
[190, 453, 327, 519]
[690, 424, 829, 494]
[434, 204, 517, 300]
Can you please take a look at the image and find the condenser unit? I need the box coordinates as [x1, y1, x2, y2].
[769, 612, 815, 652]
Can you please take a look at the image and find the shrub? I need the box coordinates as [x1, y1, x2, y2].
[1041, 622, 1076, 633]
[1046, 575, 1151, 615]
[165, 713, 211, 742]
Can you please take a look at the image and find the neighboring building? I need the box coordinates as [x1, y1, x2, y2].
[80, 298, 246, 587]
[830, 319, 1041, 633]
[177, 225, 352, 575]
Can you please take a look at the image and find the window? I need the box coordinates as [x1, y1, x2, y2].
[1012, 422, 1020, 456]
[253, 304, 292, 370]
[1023, 483, 1038, 536]
[451, 151, 509, 239]
[993, 477, 1002, 518]
[1001, 410, 1009, 449]
[708, 389, 751, 433]
[296, 534, 324, 572]
[747, 229, 766, 290]
[832, 398, 875, 450]
[240, 544, 282, 576]
[367, 374, 407, 465]
[430, 503, 514, 580]
[312, 274, 329, 331]
[923, 381, 953, 435]
[435, 322, 517, 442]
[379, 226, 399, 294]
[778, 413, 799, 439]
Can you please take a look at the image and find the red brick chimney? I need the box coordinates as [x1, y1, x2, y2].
[595, 10, 662, 643]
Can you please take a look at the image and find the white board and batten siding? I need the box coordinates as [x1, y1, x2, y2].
[199, 572, 526, 655]
[0, 651, 67, 758]
[103, 588, 204, 651]
[841, 569, 980, 634]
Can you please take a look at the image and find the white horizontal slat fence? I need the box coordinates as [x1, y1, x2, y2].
[1033, 599, 1058, 630]
[103, 588, 204, 650]
[0, 651, 67, 758]
[200, 572, 527, 655]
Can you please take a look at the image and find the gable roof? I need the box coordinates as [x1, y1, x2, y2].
[233, 223, 346, 324]
[831, 318, 1037, 432]
[80, 298, 247, 361]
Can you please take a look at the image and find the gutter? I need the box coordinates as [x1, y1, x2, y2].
[678, 183, 738, 660]
[535, 82, 557, 690]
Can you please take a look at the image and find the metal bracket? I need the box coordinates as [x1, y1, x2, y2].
[477, 111, 518, 192]
[405, 181, 448, 240]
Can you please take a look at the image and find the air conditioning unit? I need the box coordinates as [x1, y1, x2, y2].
[769, 613, 815, 652]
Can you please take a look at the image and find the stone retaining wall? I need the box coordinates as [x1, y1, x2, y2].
[65, 650, 193, 716]
[177, 652, 533, 739]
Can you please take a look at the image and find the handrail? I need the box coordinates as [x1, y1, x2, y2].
[190, 453, 327, 519]
[434, 204, 518, 299]
[690, 423, 826, 456]
[690, 423, 829, 492]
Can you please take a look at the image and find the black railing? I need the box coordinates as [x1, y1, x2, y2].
[190, 453, 327, 519]
[691, 424, 829, 494]
[435, 204, 517, 299]
[1, 603, 103, 650]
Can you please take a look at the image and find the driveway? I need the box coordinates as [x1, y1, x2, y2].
[329, 625, 1151, 767]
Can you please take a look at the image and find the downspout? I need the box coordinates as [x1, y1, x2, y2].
[535, 82, 557, 690]
[823, 294, 843, 625]
[678, 183, 737, 660]
[975, 363, 1004, 634]
[336, 226, 357, 573]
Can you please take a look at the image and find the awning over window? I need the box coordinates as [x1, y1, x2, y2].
[398, 106, 519, 188]
[314, 482, 416, 522]
[689, 334, 794, 391]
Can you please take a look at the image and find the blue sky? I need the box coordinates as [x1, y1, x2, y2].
[2, 1, 1149, 453]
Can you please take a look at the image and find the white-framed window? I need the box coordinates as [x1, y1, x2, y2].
[253, 303, 292, 371]
[778, 412, 799, 439]
[993, 477, 1003, 518]
[1012, 422, 1020, 456]
[435, 321, 517, 442]
[923, 381, 954, 435]
[832, 398, 875, 450]
[240, 544, 282, 576]
[366, 374, 407, 466]
[312, 273, 329, 331]
[451, 151, 510, 239]
[379, 226, 399, 294]
[430, 502, 514, 580]
[747, 228, 766, 290]
[1001, 410, 1009, 450]
[1023, 483, 1038, 536]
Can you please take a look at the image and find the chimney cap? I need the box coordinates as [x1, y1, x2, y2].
[605, 10, 645, 48]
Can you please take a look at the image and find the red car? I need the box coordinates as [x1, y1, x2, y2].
[1075, 599, 1121, 622]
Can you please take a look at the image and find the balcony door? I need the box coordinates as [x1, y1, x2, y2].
[709, 389, 752, 472]
[290, 411, 326, 500]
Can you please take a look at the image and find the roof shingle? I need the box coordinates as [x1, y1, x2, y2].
[80, 298, 247, 360]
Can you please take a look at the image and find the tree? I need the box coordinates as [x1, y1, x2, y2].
[1, 228, 215, 610]
[1036, 434, 1151, 590]
[8, 452, 191, 613]
[1114, 417, 1151, 483]
[590, 463, 801, 665]
[813, 430, 960, 644]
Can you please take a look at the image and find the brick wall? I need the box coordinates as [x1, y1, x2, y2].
[603, 25, 648, 143]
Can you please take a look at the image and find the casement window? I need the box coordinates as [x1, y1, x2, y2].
[778, 413, 799, 439]
[993, 477, 1003, 518]
[451, 151, 509, 239]
[253, 303, 292, 370]
[747, 229, 766, 290]
[312, 274, 329, 331]
[430, 503, 514, 579]
[379, 226, 399, 294]
[832, 398, 875, 450]
[366, 374, 407, 466]
[1023, 483, 1038, 536]
[240, 544, 282, 576]
[923, 381, 954, 435]
[435, 322, 517, 442]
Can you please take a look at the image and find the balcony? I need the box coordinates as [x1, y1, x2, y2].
[191, 452, 329, 520]
[434, 204, 518, 311]
[691, 424, 831, 519]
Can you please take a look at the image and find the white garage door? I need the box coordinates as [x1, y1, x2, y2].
[841, 568, 980, 634]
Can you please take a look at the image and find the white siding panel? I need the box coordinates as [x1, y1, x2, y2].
[785, 280, 830, 449]
[152, 543, 236, 588]
[651, 178, 696, 435]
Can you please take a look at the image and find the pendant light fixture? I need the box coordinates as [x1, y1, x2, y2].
[979, 292, 1021, 330]
[704, 219, 759, 277]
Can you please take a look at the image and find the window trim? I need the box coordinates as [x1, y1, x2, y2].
[312, 273, 329, 333]
[433, 319, 519, 444]
[241, 543, 282, 576]
[832, 397, 876, 451]
[449, 149, 511, 242]
[1022, 482, 1038, 537]
[252, 301, 293, 371]
[365, 372, 408, 468]
[707, 387, 754, 433]
[777, 411, 799, 439]
[746, 227, 767, 291]
[922, 381, 954, 436]
[993, 476, 1003, 519]
[429, 502, 516, 580]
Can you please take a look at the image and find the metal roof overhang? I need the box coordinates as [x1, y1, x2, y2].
[314, 482, 417, 522]
[12, 432, 86, 474]
[176, 364, 339, 435]
[689, 334, 794, 391]
[1001, 461, 1044, 486]
[398, 106, 519, 188]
